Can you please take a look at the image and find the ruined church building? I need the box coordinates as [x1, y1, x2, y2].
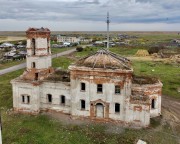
[11, 28, 162, 127]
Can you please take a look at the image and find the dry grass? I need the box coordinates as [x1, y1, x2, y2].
[0, 36, 26, 43]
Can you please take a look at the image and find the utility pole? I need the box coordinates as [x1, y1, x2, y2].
[107, 12, 110, 50]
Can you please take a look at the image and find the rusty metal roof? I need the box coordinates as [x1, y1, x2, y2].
[76, 49, 132, 70]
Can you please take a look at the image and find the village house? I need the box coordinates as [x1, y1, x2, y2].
[11, 28, 163, 127]
[57, 35, 80, 44]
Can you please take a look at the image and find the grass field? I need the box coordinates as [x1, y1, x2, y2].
[0, 60, 25, 70]
[51, 47, 73, 54]
[2, 112, 177, 144]
[132, 61, 180, 98]
[0, 36, 26, 43]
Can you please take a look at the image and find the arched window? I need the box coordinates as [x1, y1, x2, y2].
[32, 38, 36, 55]
[47, 94, 52, 103]
[61, 95, 65, 105]
[151, 99, 155, 109]
[115, 103, 120, 113]
[81, 100, 85, 110]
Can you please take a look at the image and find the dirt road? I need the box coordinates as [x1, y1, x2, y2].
[0, 48, 76, 75]
[162, 95, 180, 122]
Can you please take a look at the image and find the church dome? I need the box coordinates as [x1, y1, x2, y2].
[75, 49, 132, 70]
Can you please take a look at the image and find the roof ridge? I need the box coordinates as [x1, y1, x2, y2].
[75, 48, 132, 70]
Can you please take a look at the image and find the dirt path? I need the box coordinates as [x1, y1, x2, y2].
[127, 56, 169, 62]
[162, 95, 180, 122]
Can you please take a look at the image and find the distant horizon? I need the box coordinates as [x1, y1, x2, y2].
[0, 30, 180, 32]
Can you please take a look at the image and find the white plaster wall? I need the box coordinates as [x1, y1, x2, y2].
[27, 49, 31, 56]
[26, 38, 50, 56]
[11, 81, 40, 113]
[125, 103, 150, 126]
[70, 77, 131, 119]
[36, 38, 47, 48]
[11, 80, 71, 114]
[26, 55, 51, 69]
[40, 82, 71, 114]
[36, 49, 48, 56]
[71, 79, 90, 117]
[27, 39, 31, 48]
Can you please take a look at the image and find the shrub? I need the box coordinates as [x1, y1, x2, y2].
[148, 45, 165, 54]
[76, 47, 83, 52]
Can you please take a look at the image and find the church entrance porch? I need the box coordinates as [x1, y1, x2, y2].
[90, 99, 109, 119]
[96, 103, 104, 118]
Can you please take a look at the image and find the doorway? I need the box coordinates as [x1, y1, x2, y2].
[96, 103, 104, 118]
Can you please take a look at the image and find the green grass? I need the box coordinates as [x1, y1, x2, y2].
[75, 46, 140, 58]
[52, 56, 74, 69]
[76, 46, 144, 57]
[75, 47, 99, 57]
[1, 110, 178, 144]
[51, 47, 73, 54]
[110, 47, 141, 56]
[132, 61, 180, 98]
[0, 60, 25, 70]
[0, 69, 24, 108]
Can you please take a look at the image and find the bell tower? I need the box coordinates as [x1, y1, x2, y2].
[23, 27, 54, 81]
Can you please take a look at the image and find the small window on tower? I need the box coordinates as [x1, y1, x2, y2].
[81, 83, 86, 91]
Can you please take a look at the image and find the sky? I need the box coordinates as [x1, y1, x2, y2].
[0, 0, 180, 31]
